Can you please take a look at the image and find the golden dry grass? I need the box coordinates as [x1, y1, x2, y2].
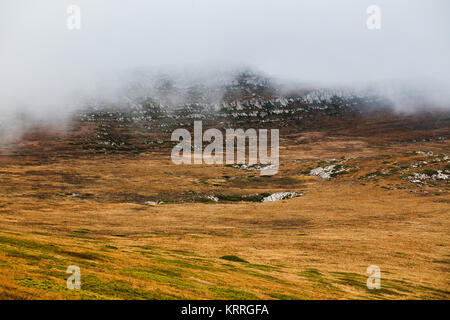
[0, 127, 448, 300]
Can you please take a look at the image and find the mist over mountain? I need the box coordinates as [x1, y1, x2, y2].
[1, 0, 449, 138]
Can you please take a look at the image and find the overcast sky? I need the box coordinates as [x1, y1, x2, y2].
[1, 0, 449, 122]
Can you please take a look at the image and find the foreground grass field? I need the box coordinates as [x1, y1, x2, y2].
[0, 122, 449, 299]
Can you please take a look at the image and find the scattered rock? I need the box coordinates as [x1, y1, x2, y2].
[207, 195, 219, 202]
[262, 191, 302, 202]
[145, 201, 161, 205]
[408, 170, 449, 183]
[309, 165, 348, 179]
[416, 151, 435, 157]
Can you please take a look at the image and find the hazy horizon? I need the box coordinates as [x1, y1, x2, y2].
[1, 0, 449, 130]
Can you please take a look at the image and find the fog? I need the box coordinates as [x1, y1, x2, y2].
[1, 0, 449, 131]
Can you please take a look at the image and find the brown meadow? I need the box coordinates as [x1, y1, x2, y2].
[0, 114, 449, 299]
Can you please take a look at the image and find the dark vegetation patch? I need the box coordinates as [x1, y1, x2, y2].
[220, 255, 248, 263]
[70, 229, 91, 237]
[422, 169, 438, 176]
[215, 193, 271, 202]
[267, 292, 299, 300]
[58, 249, 105, 261]
[229, 176, 300, 188]
[299, 269, 341, 291]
